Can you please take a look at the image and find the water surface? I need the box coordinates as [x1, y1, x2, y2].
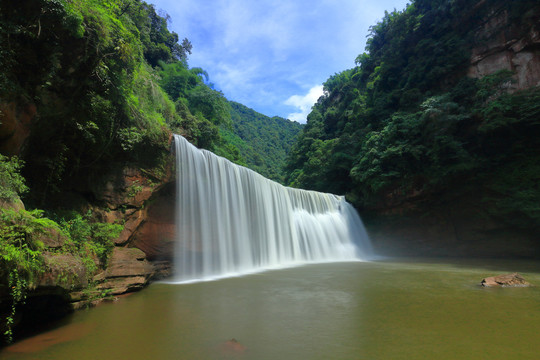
[3, 259, 540, 359]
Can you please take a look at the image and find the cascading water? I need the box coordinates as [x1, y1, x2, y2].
[173, 134, 372, 282]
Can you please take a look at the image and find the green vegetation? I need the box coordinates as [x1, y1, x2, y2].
[285, 0, 540, 231]
[1, 0, 295, 202]
[59, 211, 123, 270]
[0, 208, 46, 343]
[220, 102, 303, 183]
[0, 155, 28, 202]
[157, 61, 232, 152]
[1, 0, 538, 345]
[1, 0, 191, 339]
[0, 206, 123, 343]
[0, 199, 123, 344]
[1, 0, 174, 203]
[0, 0, 239, 205]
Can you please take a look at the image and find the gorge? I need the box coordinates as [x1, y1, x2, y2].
[1, 0, 540, 357]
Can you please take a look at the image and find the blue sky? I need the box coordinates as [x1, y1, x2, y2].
[149, 0, 410, 123]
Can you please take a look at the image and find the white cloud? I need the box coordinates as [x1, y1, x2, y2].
[150, 0, 410, 118]
[285, 85, 324, 123]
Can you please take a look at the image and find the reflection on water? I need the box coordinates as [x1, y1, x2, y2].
[5, 322, 96, 354]
[2, 259, 540, 360]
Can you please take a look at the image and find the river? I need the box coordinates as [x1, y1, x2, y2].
[3, 258, 540, 360]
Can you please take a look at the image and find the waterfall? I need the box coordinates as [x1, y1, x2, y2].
[173, 134, 372, 282]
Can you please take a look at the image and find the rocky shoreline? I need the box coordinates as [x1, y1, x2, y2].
[0, 163, 177, 342]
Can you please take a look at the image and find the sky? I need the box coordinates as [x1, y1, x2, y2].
[149, 0, 410, 123]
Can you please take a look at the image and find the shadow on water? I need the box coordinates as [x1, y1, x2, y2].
[4, 321, 97, 354]
[375, 256, 540, 277]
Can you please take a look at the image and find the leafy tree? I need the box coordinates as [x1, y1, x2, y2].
[285, 0, 540, 233]
[224, 102, 303, 183]
[0, 0, 197, 204]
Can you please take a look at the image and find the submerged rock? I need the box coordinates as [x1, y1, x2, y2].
[220, 338, 246, 355]
[481, 273, 531, 287]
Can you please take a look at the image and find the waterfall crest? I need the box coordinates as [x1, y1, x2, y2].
[173, 134, 372, 282]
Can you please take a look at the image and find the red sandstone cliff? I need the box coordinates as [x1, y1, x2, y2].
[468, 3, 540, 90]
[0, 101, 36, 156]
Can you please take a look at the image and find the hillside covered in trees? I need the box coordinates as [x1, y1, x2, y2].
[0, 0, 239, 203]
[219, 101, 302, 182]
[285, 0, 540, 255]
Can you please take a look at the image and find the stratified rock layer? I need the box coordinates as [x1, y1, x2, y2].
[93, 248, 155, 296]
[468, 5, 540, 90]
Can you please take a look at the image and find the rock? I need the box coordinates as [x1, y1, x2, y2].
[220, 338, 246, 355]
[481, 273, 531, 287]
[130, 182, 176, 261]
[91, 167, 162, 210]
[0, 101, 36, 156]
[39, 252, 89, 290]
[93, 247, 154, 295]
[150, 261, 173, 281]
[33, 227, 68, 249]
[96, 276, 148, 295]
[115, 210, 145, 246]
[0, 197, 25, 212]
[95, 247, 151, 278]
[468, 5, 540, 90]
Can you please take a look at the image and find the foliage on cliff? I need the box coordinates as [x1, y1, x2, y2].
[157, 61, 233, 153]
[285, 0, 540, 230]
[0, 0, 243, 206]
[0, 155, 123, 343]
[218, 102, 303, 183]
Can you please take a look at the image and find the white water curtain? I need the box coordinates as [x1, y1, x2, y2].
[173, 134, 372, 282]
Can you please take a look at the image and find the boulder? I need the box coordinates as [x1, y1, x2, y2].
[96, 276, 148, 295]
[481, 273, 531, 287]
[39, 252, 89, 289]
[114, 210, 145, 246]
[33, 227, 68, 249]
[0, 197, 25, 212]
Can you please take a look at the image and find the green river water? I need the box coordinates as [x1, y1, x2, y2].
[2, 258, 540, 360]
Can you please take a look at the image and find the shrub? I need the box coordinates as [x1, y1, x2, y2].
[0, 154, 28, 201]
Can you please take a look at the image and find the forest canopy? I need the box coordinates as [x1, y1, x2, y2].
[284, 0, 540, 231]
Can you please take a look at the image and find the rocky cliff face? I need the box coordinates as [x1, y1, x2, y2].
[368, 3, 540, 259]
[468, 3, 540, 90]
[0, 101, 36, 156]
[88, 163, 177, 289]
[0, 157, 178, 342]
